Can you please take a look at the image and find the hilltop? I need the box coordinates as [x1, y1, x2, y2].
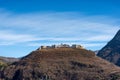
[1, 48, 120, 80]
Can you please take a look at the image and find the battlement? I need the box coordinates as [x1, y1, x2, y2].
[37, 44, 84, 50]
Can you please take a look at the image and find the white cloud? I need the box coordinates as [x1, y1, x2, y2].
[0, 9, 119, 50]
[0, 30, 41, 45]
[85, 35, 113, 41]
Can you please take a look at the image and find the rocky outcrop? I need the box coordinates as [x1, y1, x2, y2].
[0, 48, 120, 80]
[97, 30, 120, 66]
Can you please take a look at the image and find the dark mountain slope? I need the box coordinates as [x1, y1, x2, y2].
[97, 30, 120, 66]
[1, 48, 120, 80]
[0, 57, 19, 78]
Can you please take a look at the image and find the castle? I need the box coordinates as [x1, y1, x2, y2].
[37, 44, 84, 50]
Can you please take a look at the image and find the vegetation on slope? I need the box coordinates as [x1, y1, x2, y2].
[0, 61, 7, 71]
[1, 48, 120, 80]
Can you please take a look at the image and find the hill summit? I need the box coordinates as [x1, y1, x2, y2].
[1, 47, 120, 80]
[97, 29, 120, 66]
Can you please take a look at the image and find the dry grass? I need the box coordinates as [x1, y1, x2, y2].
[1, 48, 120, 80]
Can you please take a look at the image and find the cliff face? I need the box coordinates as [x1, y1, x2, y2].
[1, 48, 120, 80]
[97, 30, 120, 66]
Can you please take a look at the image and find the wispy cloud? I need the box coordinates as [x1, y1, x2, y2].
[0, 9, 119, 50]
[0, 30, 40, 45]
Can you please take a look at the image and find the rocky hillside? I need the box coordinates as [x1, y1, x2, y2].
[0, 61, 7, 70]
[1, 48, 120, 80]
[0, 57, 19, 75]
[97, 30, 120, 66]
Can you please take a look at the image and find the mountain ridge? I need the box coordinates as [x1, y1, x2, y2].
[97, 29, 120, 66]
[0, 56, 19, 63]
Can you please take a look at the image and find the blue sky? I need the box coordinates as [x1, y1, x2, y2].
[0, 0, 120, 57]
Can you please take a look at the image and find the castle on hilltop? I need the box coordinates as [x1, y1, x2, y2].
[37, 44, 84, 50]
